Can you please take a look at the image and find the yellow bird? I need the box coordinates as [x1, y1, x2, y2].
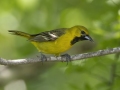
[9, 25, 93, 61]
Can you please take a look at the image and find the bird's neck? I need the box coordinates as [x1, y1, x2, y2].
[71, 37, 80, 45]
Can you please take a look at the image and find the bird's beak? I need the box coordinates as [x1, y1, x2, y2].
[84, 35, 94, 42]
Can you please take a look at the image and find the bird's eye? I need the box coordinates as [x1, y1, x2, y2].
[81, 31, 85, 34]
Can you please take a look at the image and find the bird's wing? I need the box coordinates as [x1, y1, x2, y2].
[30, 28, 67, 42]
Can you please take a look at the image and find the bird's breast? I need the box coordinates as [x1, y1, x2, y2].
[31, 32, 74, 55]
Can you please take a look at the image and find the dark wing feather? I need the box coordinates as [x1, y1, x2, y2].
[30, 28, 67, 42]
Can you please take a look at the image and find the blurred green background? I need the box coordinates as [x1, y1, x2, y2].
[0, 0, 120, 90]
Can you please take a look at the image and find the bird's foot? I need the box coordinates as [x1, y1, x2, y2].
[37, 53, 47, 64]
[61, 54, 71, 65]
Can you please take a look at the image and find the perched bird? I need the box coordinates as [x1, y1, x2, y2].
[8, 25, 93, 61]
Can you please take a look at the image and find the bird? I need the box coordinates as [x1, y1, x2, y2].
[8, 25, 93, 62]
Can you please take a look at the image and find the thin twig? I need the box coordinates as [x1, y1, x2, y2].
[108, 52, 120, 90]
[0, 47, 120, 65]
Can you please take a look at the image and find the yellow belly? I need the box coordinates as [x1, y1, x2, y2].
[31, 32, 74, 55]
[31, 40, 71, 55]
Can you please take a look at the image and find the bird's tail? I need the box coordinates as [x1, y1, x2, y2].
[8, 30, 31, 39]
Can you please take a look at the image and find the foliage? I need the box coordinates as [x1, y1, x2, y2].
[0, 0, 120, 90]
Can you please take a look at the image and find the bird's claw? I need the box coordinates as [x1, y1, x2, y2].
[61, 54, 71, 65]
[37, 53, 47, 64]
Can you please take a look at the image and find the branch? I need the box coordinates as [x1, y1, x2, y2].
[108, 52, 120, 90]
[0, 47, 120, 65]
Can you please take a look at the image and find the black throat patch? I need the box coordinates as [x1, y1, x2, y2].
[71, 37, 80, 45]
[71, 36, 88, 45]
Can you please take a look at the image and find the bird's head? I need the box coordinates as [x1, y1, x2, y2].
[70, 25, 93, 45]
